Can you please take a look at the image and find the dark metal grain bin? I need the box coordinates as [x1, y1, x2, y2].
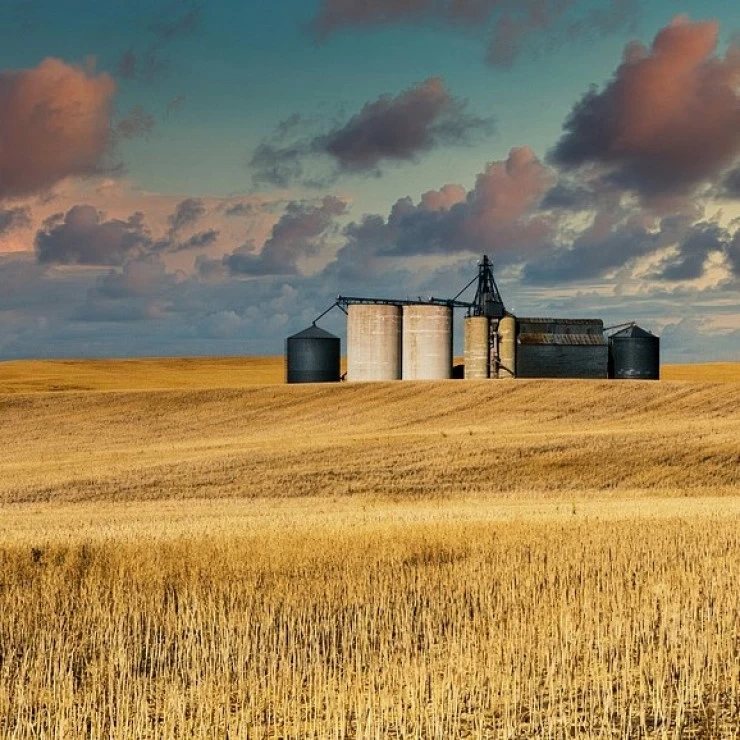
[285, 325, 341, 384]
[608, 325, 660, 380]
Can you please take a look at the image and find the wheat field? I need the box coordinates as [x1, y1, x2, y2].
[1, 356, 738, 395]
[2, 361, 740, 737]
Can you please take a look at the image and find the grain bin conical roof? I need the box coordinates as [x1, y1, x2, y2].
[611, 325, 655, 338]
[289, 324, 338, 340]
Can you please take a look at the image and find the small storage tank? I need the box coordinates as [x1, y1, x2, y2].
[464, 316, 489, 379]
[498, 314, 516, 379]
[347, 304, 402, 381]
[285, 325, 341, 384]
[608, 325, 660, 380]
[402, 305, 453, 380]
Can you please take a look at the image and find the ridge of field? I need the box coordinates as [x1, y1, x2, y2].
[0, 356, 285, 393]
[2, 379, 739, 503]
[661, 362, 740, 381]
[1, 356, 740, 393]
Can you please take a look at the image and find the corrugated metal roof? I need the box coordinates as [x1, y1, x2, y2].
[518, 317, 604, 326]
[289, 325, 339, 340]
[518, 333, 607, 346]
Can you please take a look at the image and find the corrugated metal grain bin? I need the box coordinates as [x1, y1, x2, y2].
[285, 325, 341, 384]
[608, 325, 660, 380]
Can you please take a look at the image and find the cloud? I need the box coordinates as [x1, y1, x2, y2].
[219, 196, 348, 276]
[145, 198, 219, 254]
[333, 147, 554, 274]
[523, 207, 736, 285]
[250, 78, 493, 187]
[0, 58, 116, 200]
[551, 17, 740, 198]
[656, 221, 728, 282]
[727, 232, 740, 277]
[322, 78, 493, 172]
[95, 256, 173, 299]
[720, 168, 740, 199]
[35, 205, 150, 265]
[0, 206, 32, 236]
[116, 105, 156, 140]
[172, 229, 219, 251]
[1, 179, 283, 265]
[312, 0, 638, 66]
[116, 48, 167, 83]
[116, 4, 203, 83]
[224, 202, 258, 217]
[250, 139, 312, 189]
[168, 197, 206, 233]
[539, 181, 599, 211]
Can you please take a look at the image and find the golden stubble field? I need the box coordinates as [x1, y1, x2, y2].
[1, 358, 740, 738]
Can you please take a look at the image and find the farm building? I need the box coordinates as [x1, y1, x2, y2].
[285, 256, 659, 383]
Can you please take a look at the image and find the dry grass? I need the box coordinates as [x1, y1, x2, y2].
[1, 357, 738, 395]
[2, 499, 740, 737]
[661, 362, 740, 382]
[0, 356, 285, 393]
[2, 379, 740, 503]
[2, 362, 740, 737]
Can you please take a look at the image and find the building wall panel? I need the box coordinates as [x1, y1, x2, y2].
[516, 345, 608, 379]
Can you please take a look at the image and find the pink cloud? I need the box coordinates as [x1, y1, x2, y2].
[552, 17, 740, 197]
[0, 58, 116, 200]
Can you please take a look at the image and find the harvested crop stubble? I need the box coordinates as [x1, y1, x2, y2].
[1, 511, 740, 737]
[2, 380, 740, 503]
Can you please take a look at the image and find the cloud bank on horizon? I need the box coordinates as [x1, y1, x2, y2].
[1, 3, 740, 361]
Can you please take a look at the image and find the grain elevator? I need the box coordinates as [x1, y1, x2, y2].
[285, 255, 660, 383]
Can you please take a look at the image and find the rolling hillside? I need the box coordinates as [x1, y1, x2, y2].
[1, 356, 740, 394]
[2, 379, 739, 503]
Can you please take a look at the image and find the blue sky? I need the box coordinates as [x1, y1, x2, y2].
[1, 0, 740, 360]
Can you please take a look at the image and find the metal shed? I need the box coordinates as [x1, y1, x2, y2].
[516, 318, 608, 379]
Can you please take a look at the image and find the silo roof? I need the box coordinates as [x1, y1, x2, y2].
[611, 325, 656, 338]
[289, 324, 339, 340]
[517, 317, 604, 336]
[519, 333, 606, 346]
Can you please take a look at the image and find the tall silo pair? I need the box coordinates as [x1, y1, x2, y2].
[346, 304, 453, 381]
[463, 314, 516, 379]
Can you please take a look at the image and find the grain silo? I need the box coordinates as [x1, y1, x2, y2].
[285, 325, 341, 384]
[498, 314, 516, 379]
[464, 316, 490, 379]
[294, 255, 659, 384]
[608, 325, 660, 380]
[402, 305, 453, 380]
[516, 318, 608, 379]
[347, 304, 402, 381]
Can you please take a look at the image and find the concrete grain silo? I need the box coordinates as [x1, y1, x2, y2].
[402, 305, 453, 380]
[498, 314, 516, 379]
[347, 304, 402, 381]
[464, 316, 490, 379]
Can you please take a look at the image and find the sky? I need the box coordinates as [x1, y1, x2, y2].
[1, 0, 740, 362]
